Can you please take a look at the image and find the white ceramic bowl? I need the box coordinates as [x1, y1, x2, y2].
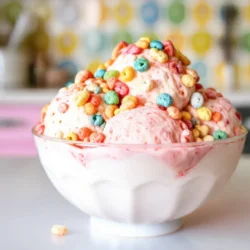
[33, 129, 246, 237]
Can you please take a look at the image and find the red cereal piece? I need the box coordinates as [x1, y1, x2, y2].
[89, 133, 105, 143]
[195, 83, 203, 90]
[168, 58, 184, 74]
[205, 90, 217, 99]
[235, 111, 242, 121]
[89, 94, 101, 107]
[58, 103, 69, 113]
[162, 40, 175, 57]
[217, 92, 223, 97]
[34, 122, 45, 135]
[158, 105, 166, 111]
[114, 80, 129, 97]
[107, 77, 116, 90]
[184, 120, 193, 130]
[125, 44, 143, 55]
[212, 112, 222, 122]
[78, 127, 92, 140]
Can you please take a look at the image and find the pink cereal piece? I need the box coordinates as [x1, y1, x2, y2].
[179, 120, 188, 130]
[125, 44, 143, 55]
[181, 129, 194, 143]
[89, 133, 105, 143]
[168, 58, 184, 74]
[58, 103, 69, 113]
[162, 40, 175, 57]
[205, 89, 217, 99]
[34, 122, 45, 135]
[114, 80, 129, 97]
[107, 77, 117, 90]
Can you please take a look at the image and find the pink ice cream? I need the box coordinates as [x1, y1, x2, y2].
[108, 48, 195, 110]
[104, 106, 193, 144]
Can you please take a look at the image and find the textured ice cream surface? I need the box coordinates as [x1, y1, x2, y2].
[108, 49, 195, 110]
[104, 106, 193, 144]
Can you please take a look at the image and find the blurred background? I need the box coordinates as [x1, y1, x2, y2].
[0, 0, 249, 156]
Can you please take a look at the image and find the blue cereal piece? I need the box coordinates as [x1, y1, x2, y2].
[150, 40, 164, 50]
[90, 114, 105, 126]
[133, 57, 149, 72]
[191, 92, 204, 108]
[94, 69, 106, 78]
[104, 91, 119, 105]
[157, 93, 173, 108]
[213, 130, 228, 140]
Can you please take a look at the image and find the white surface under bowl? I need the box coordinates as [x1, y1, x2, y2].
[33, 132, 246, 237]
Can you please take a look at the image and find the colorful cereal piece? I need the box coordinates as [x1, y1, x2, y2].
[195, 83, 203, 90]
[51, 225, 67, 236]
[157, 93, 172, 107]
[114, 80, 129, 97]
[139, 37, 151, 43]
[34, 122, 45, 135]
[162, 40, 175, 56]
[94, 86, 101, 94]
[120, 100, 137, 111]
[181, 111, 192, 121]
[134, 57, 149, 72]
[192, 128, 200, 139]
[212, 112, 222, 122]
[213, 130, 228, 140]
[105, 105, 118, 119]
[136, 39, 150, 49]
[89, 132, 105, 143]
[203, 135, 214, 141]
[191, 92, 204, 108]
[167, 106, 181, 119]
[58, 103, 69, 114]
[85, 82, 99, 93]
[75, 90, 90, 107]
[78, 127, 92, 140]
[181, 74, 196, 87]
[186, 68, 200, 82]
[66, 132, 78, 141]
[150, 48, 168, 63]
[196, 138, 203, 142]
[150, 40, 164, 50]
[103, 70, 119, 81]
[196, 124, 209, 137]
[75, 70, 93, 84]
[197, 107, 212, 121]
[126, 44, 143, 55]
[114, 108, 121, 115]
[112, 41, 128, 59]
[175, 50, 191, 66]
[104, 91, 119, 105]
[184, 120, 193, 130]
[168, 58, 184, 74]
[90, 114, 105, 126]
[120, 66, 135, 82]
[84, 102, 97, 115]
[94, 69, 106, 78]
[104, 59, 114, 68]
[89, 94, 101, 107]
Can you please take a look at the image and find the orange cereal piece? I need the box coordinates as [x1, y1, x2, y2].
[75, 90, 90, 107]
[51, 225, 67, 236]
[181, 111, 192, 121]
[78, 127, 92, 140]
[105, 105, 118, 119]
[104, 59, 114, 68]
[107, 77, 116, 90]
[102, 87, 110, 93]
[112, 41, 128, 60]
[167, 106, 181, 119]
[89, 94, 101, 107]
[84, 103, 97, 115]
[75, 70, 94, 84]
[89, 133, 105, 143]
[100, 83, 108, 89]
[34, 122, 45, 135]
[212, 112, 222, 122]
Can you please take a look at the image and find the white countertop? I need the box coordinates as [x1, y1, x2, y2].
[1, 89, 250, 107]
[1, 156, 250, 250]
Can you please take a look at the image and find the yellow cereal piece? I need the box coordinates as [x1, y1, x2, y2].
[196, 124, 209, 137]
[105, 105, 118, 119]
[120, 100, 137, 111]
[203, 135, 214, 141]
[196, 138, 203, 142]
[102, 87, 109, 93]
[240, 125, 247, 134]
[120, 66, 135, 82]
[197, 107, 212, 121]
[122, 95, 137, 105]
[186, 68, 199, 81]
[181, 74, 196, 88]
[136, 40, 150, 49]
[97, 64, 106, 70]
[75, 90, 90, 107]
[181, 111, 192, 121]
[84, 102, 97, 115]
[65, 132, 78, 141]
[192, 128, 200, 139]
[150, 48, 168, 63]
[175, 50, 191, 66]
[167, 106, 181, 120]
[114, 108, 121, 115]
[139, 36, 151, 43]
[51, 225, 67, 236]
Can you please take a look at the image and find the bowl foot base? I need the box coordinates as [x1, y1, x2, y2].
[90, 217, 182, 237]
